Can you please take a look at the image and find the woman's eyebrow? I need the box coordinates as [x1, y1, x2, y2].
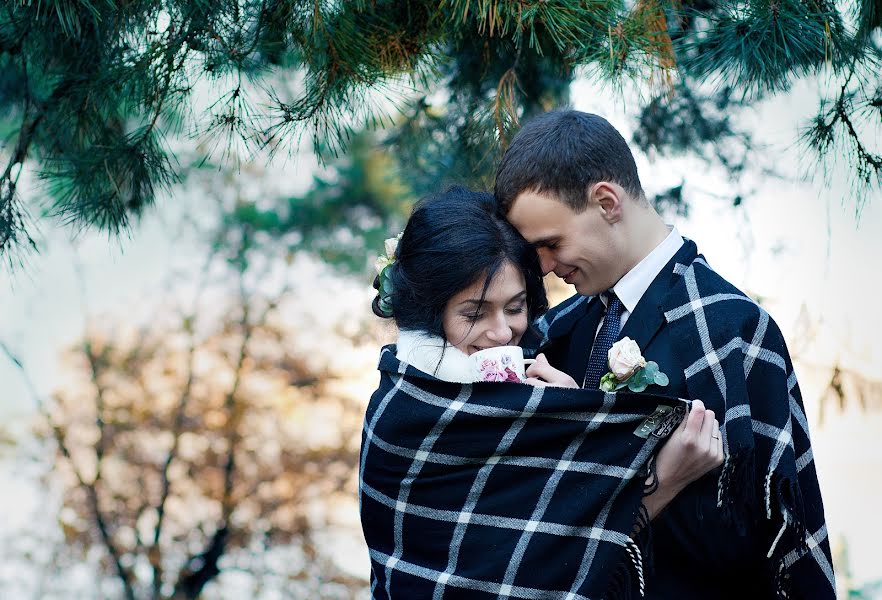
[457, 299, 484, 307]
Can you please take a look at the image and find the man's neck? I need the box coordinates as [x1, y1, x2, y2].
[620, 209, 671, 275]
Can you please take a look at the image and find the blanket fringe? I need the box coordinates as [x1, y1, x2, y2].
[605, 464, 659, 600]
[774, 474, 807, 554]
[717, 447, 760, 535]
[605, 535, 647, 600]
[719, 449, 809, 599]
[771, 474, 809, 599]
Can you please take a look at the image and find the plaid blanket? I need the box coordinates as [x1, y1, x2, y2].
[531, 242, 834, 599]
[360, 347, 688, 600]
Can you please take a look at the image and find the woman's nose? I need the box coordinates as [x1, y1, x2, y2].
[485, 315, 513, 344]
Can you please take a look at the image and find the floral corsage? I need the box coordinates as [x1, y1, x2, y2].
[374, 233, 402, 317]
[599, 337, 669, 392]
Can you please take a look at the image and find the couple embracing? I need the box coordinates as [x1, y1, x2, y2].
[359, 110, 833, 599]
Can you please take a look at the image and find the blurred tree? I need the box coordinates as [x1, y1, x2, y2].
[2, 0, 880, 264]
[24, 238, 368, 598]
[817, 364, 882, 425]
[225, 132, 413, 273]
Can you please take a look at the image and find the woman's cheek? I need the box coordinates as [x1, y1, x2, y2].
[512, 316, 529, 344]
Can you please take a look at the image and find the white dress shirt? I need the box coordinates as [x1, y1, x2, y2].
[595, 226, 684, 337]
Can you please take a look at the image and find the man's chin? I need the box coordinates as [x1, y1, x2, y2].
[573, 282, 603, 297]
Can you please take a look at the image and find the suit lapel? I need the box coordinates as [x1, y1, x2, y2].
[618, 240, 698, 352]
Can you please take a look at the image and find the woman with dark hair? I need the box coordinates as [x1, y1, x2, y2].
[370, 185, 575, 385]
[361, 186, 722, 600]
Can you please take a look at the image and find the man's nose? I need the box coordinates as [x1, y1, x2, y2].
[537, 248, 556, 276]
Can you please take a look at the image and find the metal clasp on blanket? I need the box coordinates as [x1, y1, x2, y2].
[651, 404, 685, 438]
[634, 405, 686, 439]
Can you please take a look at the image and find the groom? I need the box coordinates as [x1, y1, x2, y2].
[495, 109, 834, 599]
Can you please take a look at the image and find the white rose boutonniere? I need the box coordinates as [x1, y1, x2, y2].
[599, 337, 669, 393]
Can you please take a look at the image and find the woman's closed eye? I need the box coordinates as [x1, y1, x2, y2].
[505, 303, 526, 315]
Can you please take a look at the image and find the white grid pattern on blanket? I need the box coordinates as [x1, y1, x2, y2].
[368, 547, 594, 600]
[395, 376, 649, 425]
[365, 431, 639, 478]
[385, 384, 473, 598]
[663, 261, 834, 590]
[782, 524, 836, 588]
[534, 294, 590, 339]
[361, 479, 632, 542]
[363, 366, 659, 599]
[521, 251, 833, 597]
[433, 385, 547, 600]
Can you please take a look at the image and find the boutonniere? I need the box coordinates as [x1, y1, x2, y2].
[599, 337, 669, 392]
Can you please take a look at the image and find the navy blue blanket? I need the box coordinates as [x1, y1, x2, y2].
[360, 348, 687, 599]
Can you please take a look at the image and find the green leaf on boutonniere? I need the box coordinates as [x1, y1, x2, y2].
[599, 359, 670, 393]
[627, 377, 649, 393]
[643, 362, 669, 387]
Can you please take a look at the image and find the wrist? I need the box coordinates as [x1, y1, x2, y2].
[647, 469, 687, 501]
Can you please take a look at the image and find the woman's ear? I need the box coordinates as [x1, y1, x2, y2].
[590, 182, 623, 223]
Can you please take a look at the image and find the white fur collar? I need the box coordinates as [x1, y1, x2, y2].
[395, 330, 478, 383]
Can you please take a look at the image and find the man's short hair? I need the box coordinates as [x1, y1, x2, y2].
[495, 109, 645, 214]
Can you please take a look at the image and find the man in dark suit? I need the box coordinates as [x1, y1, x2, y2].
[494, 109, 833, 598]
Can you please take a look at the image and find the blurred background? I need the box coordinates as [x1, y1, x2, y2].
[1, 2, 881, 598]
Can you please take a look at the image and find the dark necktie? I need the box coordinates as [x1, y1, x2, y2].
[582, 292, 624, 389]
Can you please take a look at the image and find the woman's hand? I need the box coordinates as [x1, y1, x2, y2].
[524, 353, 579, 388]
[642, 399, 725, 521]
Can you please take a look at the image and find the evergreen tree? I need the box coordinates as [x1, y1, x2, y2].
[1, 1, 880, 263]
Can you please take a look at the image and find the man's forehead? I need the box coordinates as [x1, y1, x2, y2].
[508, 190, 569, 238]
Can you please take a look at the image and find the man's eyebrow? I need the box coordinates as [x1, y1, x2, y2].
[531, 237, 558, 248]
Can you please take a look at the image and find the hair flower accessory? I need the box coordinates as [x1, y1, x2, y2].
[599, 337, 669, 392]
[374, 232, 402, 317]
[375, 232, 401, 274]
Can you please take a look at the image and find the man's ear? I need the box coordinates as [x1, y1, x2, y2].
[589, 182, 623, 223]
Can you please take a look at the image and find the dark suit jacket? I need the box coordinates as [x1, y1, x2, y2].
[533, 242, 777, 599]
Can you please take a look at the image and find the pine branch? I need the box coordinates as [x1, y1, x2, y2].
[676, 0, 856, 95]
[4, 0, 882, 258]
[802, 65, 882, 212]
[0, 51, 42, 262]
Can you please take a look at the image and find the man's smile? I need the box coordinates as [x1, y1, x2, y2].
[558, 267, 578, 283]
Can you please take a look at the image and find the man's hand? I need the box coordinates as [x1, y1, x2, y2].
[524, 353, 579, 388]
[642, 399, 725, 521]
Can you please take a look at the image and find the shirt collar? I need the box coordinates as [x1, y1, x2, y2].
[603, 226, 684, 314]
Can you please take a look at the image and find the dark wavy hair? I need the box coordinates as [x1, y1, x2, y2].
[373, 186, 548, 340]
[495, 109, 645, 215]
